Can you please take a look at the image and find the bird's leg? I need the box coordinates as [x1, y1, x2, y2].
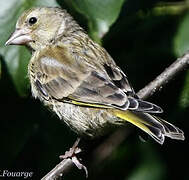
[59, 138, 88, 177]
[59, 137, 81, 159]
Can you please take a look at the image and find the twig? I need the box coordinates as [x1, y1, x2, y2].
[41, 159, 73, 180]
[41, 52, 189, 179]
[91, 127, 131, 167]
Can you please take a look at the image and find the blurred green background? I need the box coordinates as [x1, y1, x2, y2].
[0, 0, 188, 179]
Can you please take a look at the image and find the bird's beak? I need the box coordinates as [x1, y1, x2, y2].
[5, 28, 32, 46]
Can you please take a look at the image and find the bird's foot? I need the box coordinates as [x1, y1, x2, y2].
[59, 138, 88, 177]
[59, 138, 81, 159]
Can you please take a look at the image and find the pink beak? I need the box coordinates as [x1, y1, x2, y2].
[5, 28, 32, 46]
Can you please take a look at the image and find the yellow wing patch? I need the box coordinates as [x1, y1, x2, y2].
[112, 109, 151, 134]
[67, 99, 112, 109]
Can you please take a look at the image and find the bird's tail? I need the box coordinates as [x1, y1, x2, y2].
[112, 110, 185, 144]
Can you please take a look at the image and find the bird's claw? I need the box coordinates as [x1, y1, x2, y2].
[59, 138, 88, 177]
[72, 155, 88, 178]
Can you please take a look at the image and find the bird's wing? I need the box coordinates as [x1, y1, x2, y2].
[32, 44, 162, 112]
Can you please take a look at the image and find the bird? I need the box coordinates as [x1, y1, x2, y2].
[5, 7, 184, 145]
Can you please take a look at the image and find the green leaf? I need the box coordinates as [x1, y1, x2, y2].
[174, 11, 189, 56]
[0, 57, 1, 79]
[0, 0, 59, 96]
[127, 144, 165, 180]
[179, 70, 189, 108]
[173, 11, 189, 109]
[61, 0, 126, 43]
[1, 46, 30, 96]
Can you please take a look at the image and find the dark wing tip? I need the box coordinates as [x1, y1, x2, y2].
[128, 97, 163, 114]
[134, 113, 185, 145]
[160, 119, 185, 141]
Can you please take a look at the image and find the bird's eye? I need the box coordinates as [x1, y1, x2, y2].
[28, 17, 37, 25]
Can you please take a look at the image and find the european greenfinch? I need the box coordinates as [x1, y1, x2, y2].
[6, 7, 184, 144]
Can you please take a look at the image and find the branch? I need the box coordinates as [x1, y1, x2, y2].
[41, 159, 73, 180]
[91, 127, 131, 167]
[41, 52, 189, 179]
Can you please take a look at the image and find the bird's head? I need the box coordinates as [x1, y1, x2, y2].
[5, 7, 77, 51]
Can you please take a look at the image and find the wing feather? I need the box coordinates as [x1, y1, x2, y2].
[31, 45, 130, 109]
[31, 43, 162, 113]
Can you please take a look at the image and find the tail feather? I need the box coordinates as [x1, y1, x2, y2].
[112, 110, 185, 144]
[155, 117, 185, 140]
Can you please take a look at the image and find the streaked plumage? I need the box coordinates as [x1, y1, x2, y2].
[6, 7, 184, 144]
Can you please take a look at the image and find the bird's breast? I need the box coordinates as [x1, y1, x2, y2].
[45, 100, 121, 138]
